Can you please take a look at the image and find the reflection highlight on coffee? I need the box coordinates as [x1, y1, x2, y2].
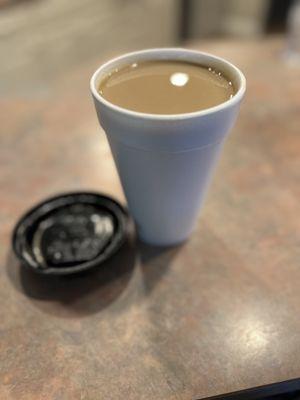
[98, 60, 235, 115]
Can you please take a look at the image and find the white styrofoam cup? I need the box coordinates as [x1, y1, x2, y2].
[91, 49, 246, 246]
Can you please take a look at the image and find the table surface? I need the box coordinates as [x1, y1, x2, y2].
[1, 37, 300, 400]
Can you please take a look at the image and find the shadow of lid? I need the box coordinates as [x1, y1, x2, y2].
[6, 232, 137, 318]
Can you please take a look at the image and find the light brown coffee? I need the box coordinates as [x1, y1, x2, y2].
[98, 60, 235, 115]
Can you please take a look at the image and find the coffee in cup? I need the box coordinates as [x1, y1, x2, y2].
[91, 49, 246, 245]
[98, 60, 235, 115]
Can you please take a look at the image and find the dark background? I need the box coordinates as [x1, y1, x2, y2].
[0, 0, 297, 94]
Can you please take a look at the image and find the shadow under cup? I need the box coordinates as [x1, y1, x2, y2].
[90, 48, 246, 246]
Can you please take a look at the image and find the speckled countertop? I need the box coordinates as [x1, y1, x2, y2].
[1, 37, 300, 400]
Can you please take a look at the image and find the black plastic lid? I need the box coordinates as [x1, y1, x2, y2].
[12, 192, 128, 275]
